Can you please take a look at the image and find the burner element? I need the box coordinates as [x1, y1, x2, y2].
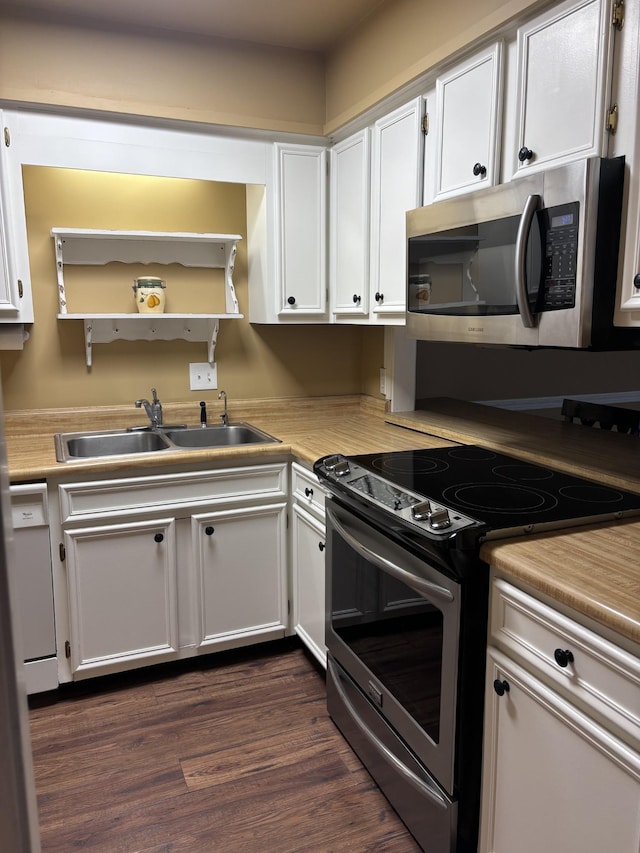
[371, 455, 449, 475]
[559, 484, 627, 504]
[442, 483, 558, 514]
[447, 447, 497, 461]
[493, 463, 554, 483]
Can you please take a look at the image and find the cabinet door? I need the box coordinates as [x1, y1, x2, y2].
[512, 0, 612, 176]
[65, 518, 178, 676]
[370, 98, 424, 321]
[480, 649, 640, 853]
[330, 129, 371, 317]
[0, 130, 23, 320]
[292, 503, 326, 668]
[430, 43, 503, 202]
[275, 143, 327, 317]
[194, 503, 287, 649]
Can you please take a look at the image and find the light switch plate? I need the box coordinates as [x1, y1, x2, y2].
[189, 362, 217, 390]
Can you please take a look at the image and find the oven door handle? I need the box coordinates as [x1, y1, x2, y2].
[327, 506, 454, 604]
[329, 659, 449, 809]
[515, 193, 540, 329]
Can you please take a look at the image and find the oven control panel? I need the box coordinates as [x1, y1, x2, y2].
[316, 455, 478, 536]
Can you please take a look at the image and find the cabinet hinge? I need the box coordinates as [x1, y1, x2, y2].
[287, 599, 291, 615]
[65, 640, 71, 659]
[606, 104, 619, 134]
[59, 542, 66, 562]
[611, 0, 624, 30]
[17, 280, 23, 299]
[3, 127, 9, 147]
[421, 114, 429, 136]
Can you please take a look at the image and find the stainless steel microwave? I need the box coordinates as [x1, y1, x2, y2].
[406, 156, 636, 349]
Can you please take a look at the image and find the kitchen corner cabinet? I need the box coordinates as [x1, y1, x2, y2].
[480, 578, 640, 853]
[426, 42, 503, 204]
[51, 462, 288, 682]
[51, 228, 243, 366]
[274, 143, 328, 319]
[508, 0, 614, 178]
[291, 463, 327, 667]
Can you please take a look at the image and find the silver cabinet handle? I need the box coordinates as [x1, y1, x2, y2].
[515, 193, 540, 329]
[326, 505, 453, 604]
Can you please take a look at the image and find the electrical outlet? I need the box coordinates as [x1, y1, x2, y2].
[189, 362, 217, 390]
[379, 368, 387, 395]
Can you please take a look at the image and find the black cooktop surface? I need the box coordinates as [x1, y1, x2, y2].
[348, 445, 640, 531]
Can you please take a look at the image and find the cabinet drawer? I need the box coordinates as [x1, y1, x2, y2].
[291, 462, 326, 515]
[57, 464, 288, 521]
[491, 579, 640, 747]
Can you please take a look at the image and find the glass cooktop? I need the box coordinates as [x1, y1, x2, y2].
[315, 445, 640, 539]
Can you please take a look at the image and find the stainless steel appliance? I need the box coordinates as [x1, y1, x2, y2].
[406, 156, 638, 350]
[314, 446, 640, 852]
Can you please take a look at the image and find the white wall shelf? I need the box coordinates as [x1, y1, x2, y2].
[51, 228, 243, 366]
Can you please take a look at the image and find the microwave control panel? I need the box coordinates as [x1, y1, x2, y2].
[541, 202, 579, 310]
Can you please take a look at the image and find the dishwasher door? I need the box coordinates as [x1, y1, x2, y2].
[10, 484, 57, 694]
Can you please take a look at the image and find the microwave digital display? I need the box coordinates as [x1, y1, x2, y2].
[551, 212, 575, 228]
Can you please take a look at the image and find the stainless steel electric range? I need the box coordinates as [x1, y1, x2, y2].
[313, 445, 640, 853]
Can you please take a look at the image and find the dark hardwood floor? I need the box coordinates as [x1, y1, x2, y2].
[28, 640, 422, 852]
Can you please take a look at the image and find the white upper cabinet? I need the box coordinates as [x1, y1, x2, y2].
[427, 42, 504, 203]
[509, 0, 614, 178]
[274, 143, 327, 319]
[369, 97, 424, 323]
[0, 114, 33, 330]
[331, 98, 423, 325]
[330, 129, 371, 317]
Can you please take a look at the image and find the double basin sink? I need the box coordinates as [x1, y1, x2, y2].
[55, 423, 281, 462]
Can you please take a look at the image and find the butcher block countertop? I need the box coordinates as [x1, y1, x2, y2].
[5, 394, 640, 647]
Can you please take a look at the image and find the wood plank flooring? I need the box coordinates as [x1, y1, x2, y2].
[28, 640, 422, 852]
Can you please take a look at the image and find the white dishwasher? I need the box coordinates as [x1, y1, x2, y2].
[10, 483, 58, 694]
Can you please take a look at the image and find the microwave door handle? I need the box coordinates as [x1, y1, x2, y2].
[326, 506, 454, 604]
[515, 193, 540, 328]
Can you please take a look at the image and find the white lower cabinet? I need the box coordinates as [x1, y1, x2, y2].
[51, 462, 288, 682]
[64, 517, 179, 676]
[194, 503, 286, 649]
[480, 578, 640, 853]
[290, 462, 326, 667]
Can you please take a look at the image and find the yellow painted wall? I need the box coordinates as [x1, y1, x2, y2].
[0, 167, 382, 410]
[0, 1, 546, 135]
[0, 11, 326, 136]
[325, 0, 542, 132]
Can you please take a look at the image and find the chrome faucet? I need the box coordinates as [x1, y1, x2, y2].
[135, 387, 163, 428]
[218, 390, 228, 426]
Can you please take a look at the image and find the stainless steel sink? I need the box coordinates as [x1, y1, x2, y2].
[55, 422, 280, 461]
[56, 429, 172, 460]
[163, 423, 279, 448]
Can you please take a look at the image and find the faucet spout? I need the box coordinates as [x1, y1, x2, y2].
[135, 388, 163, 428]
[218, 390, 228, 426]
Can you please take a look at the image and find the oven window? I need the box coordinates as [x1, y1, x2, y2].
[331, 537, 444, 744]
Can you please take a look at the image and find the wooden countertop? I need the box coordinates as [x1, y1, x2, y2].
[480, 521, 640, 646]
[5, 395, 639, 648]
[4, 396, 456, 481]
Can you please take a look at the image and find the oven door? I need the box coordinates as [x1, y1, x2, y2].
[325, 498, 461, 795]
